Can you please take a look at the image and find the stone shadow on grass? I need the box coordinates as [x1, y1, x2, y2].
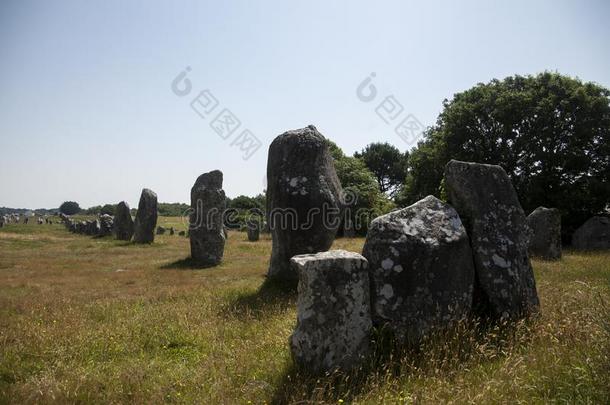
[159, 257, 217, 270]
[221, 277, 297, 320]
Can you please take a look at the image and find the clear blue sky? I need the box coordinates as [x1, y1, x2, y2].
[1, 0, 609, 209]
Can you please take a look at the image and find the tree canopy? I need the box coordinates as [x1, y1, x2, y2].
[354, 142, 409, 198]
[398, 72, 610, 240]
[59, 201, 81, 215]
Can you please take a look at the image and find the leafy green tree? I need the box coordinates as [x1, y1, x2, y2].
[399, 72, 610, 241]
[59, 201, 81, 215]
[354, 142, 409, 198]
[326, 140, 394, 235]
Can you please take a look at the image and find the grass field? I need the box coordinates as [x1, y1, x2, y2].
[0, 217, 609, 404]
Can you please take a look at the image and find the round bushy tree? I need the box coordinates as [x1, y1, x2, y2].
[59, 201, 81, 215]
[399, 72, 610, 241]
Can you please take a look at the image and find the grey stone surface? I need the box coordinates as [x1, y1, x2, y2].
[133, 189, 158, 244]
[113, 201, 134, 241]
[85, 220, 100, 236]
[527, 207, 561, 259]
[572, 216, 610, 250]
[363, 195, 475, 343]
[98, 214, 114, 237]
[189, 170, 226, 266]
[247, 224, 260, 241]
[444, 160, 539, 319]
[290, 250, 371, 373]
[266, 125, 343, 282]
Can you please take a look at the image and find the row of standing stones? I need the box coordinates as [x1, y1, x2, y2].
[53, 124, 607, 374]
[61, 189, 159, 243]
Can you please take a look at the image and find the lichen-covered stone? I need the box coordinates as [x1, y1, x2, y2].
[290, 250, 371, 373]
[113, 201, 134, 241]
[133, 189, 158, 244]
[266, 125, 343, 283]
[572, 216, 610, 250]
[444, 160, 539, 319]
[190, 170, 226, 266]
[362, 195, 474, 343]
[527, 207, 561, 259]
[98, 214, 114, 237]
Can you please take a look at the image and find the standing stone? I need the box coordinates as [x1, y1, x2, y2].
[178, 230, 186, 236]
[113, 201, 134, 241]
[266, 125, 343, 282]
[247, 223, 260, 241]
[362, 195, 475, 344]
[85, 219, 100, 236]
[169, 227, 175, 236]
[444, 160, 539, 319]
[572, 216, 610, 250]
[98, 214, 114, 236]
[133, 189, 158, 244]
[156, 226, 166, 235]
[290, 250, 371, 373]
[527, 207, 561, 259]
[189, 170, 226, 266]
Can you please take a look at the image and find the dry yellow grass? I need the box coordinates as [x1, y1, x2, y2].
[0, 218, 608, 404]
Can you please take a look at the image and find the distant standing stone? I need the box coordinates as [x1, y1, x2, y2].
[178, 230, 186, 236]
[444, 160, 539, 319]
[247, 223, 260, 241]
[189, 170, 226, 266]
[527, 207, 561, 259]
[169, 227, 175, 235]
[156, 226, 166, 235]
[133, 189, 158, 243]
[113, 201, 135, 241]
[99, 214, 114, 236]
[363, 195, 475, 343]
[290, 250, 371, 373]
[266, 125, 343, 283]
[572, 216, 610, 250]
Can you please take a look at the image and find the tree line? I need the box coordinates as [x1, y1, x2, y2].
[56, 72, 609, 241]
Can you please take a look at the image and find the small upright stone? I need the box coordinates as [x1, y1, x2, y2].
[169, 227, 175, 236]
[190, 170, 226, 266]
[527, 207, 561, 259]
[98, 214, 114, 236]
[133, 189, 158, 244]
[290, 250, 371, 373]
[113, 201, 134, 241]
[363, 195, 475, 343]
[156, 226, 166, 235]
[444, 160, 539, 319]
[247, 223, 260, 241]
[266, 125, 343, 283]
[572, 216, 610, 250]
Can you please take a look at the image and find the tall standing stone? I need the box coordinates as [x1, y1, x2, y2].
[527, 207, 562, 259]
[363, 195, 475, 343]
[290, 250, 371, 373]
[113, 201, 134, 241]
[189, 170, 226, 266]
[133, 189, 158, 244]
[572, 216, 610, 250]
[266, 125, 343, 282]
[444, 160, 539, 319]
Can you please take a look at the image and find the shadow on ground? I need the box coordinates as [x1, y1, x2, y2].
[159, 257, 218, 269]
[221, 277, 297, 320]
